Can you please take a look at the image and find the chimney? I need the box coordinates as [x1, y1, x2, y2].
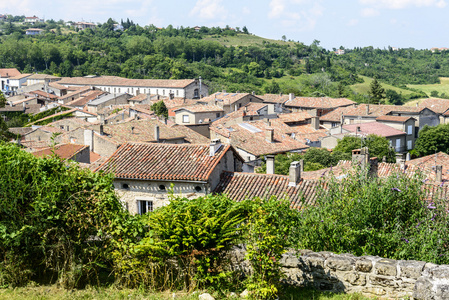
[266, 128, 274, 143]
[369, 157, 379, 178]
[289, 93, 294, 101]
[252, 91, 255, 95]
[84, 129, 94, 152]
[288, 161, 301, 187]
[131, 126, 135, 134]
[311, 116, 319, 130]
[199, 76, 202, 96]
[266, 155, 275, 174]
[99, 124, 104, 135]
[366, 104, 370, 115]
[154, 125, 160, 142]
[209, 139, 221, 156]
[436, 165, 443, 183]
[396, 153, 406, 170]
[100, 114, 105, 124]
[352, 147, 369, 169]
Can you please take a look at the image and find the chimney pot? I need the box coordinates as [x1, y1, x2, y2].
[289, 93, 294, 101]
[266, 155, 275, 174]
[154, 125, 160, 142]
[209, 139, 221, 156]
[436, 165, 443, 183]
[288, 161, 301, 187]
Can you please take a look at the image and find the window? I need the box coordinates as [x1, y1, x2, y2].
[407, 125, 413, 135]
[122, 183, 130, 190]
[407, 140, 413, 150]
[216, 113, 220, 118]
[159, 184, 166, 191]
[331, 122, 337, 128]
[396, 138, 401, 152]
[194, 186, 202, 192]
[137, 200, 153, 215]
[194, 89, 199, 98]
[176, 90, 179, 96]
[182, 115, 189, 123]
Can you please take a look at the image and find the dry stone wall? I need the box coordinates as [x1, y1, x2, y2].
[229, 248, 449, 299]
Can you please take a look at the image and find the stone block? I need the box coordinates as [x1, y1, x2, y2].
[362, 287, 386, 296]
[355, 258, 373, 273]
[431, 265, 449, 280]
[398, 260, 426, 279]
[343, 271, 366, 286]
[413, 277, 434, 300]
[281, 252, 300, 267]
[306, 255, 326, 269]
[375, 258, 397, 276]
[435, 284, 449, 300]
[369, 275, 399, 287]
[199, 293, 215, 300]
[298, 249, 313, 256]
[318, 251, 334, 259]
[326, 256, 354, 271]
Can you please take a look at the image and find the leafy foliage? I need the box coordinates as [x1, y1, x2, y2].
[0, 143, 133, 287]
[414, 124, 449, 156]
[334, 135, 395, 163]
[150, 100, 169, 119]
[294, 167, 449, 264]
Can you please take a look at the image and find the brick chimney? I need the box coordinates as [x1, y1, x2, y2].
[209, 139, 221, 156]
[266, 155, 275, 174]
[436, 165, 443, 183]
[288, 161, 301, 187]
[154, 125, 160, 142]
[266, 128, 274, 143]
[311, 116, 319, 130]
[289, 93, 295, 101]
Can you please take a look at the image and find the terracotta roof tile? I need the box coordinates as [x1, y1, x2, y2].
[419, 98, 449, 114]
[59, 77, 198, 88]
[285, 97, 355, 109]
[96, 142, 231, 181]
[213, 172, 321, 210]
[343, 122, 405, 137]
[0, 68, 21, 78]
[31, 143, 88, 160]
[376, 115, 414, 122]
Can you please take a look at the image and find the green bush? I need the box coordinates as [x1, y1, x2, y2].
[0, 143, 132, 287]
[294, 166, 449, 264]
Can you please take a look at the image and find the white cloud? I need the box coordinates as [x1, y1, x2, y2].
[189, 0, 227, 20]
[347, 19, 359, 26]
[359, 0, 446, 9]
[361, 7, 380, 17]
[268, 0, 324, 32]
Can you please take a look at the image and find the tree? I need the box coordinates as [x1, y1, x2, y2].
[386, 89, 403, 105]
[369, 77, 385, 104]
[150, 100, 168, 118]
[414, 124, 449, 156]
[334, 135, 395, 162]
[264, 80, 280, 94]
[0, 90, 6, 108]
[281, 35, 286, 42]
[242, 26, 248, 34]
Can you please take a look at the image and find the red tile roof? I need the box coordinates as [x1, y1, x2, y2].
[376, 115, 414, 122]
[342, 122, 405, 137]
[58, 77, 199, 88]
[0, 68, 21, 78]
[174, 104, 224, 113]
[258, 94, 291, 104]
[319, 106, 354, 122]
[213, 172, 321, 209]
[419, 98, 449, 114]
[96, 142, 232, 181]
[31, 144, 88, 160]
[285, 97, 355, 109]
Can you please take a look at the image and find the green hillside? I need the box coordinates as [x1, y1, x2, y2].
[407, 77, 449, 97]
[350, 75, 415, 96]
[203, 33, 294, 47]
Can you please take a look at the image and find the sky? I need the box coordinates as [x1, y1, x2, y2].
[2, 0, 449, 50]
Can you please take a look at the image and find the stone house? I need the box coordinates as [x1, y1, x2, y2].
[57, 76, 209, 99]
[95, 141, 244, 214]
[173, 104, 224, 125]
[31, 143, 91, 163]
[200, 92, 264, 114]
[283, 96, 355, 116]
[25, 28, 44, 35]
[0, 68, 21, 95]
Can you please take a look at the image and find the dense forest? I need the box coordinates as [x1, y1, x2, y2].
[1, 17, 449, 100]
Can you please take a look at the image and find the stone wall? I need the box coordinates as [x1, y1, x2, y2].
[229, 248, 449, 299]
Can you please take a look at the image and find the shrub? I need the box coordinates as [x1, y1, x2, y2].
[294, 166, 449, 264]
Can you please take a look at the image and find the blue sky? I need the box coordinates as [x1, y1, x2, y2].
[2, 0, 448, 50]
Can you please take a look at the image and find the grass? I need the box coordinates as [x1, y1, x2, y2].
[203, 33, 295, 48]
[0, 285, 377, 300]
[350, 76, 415, 97]
[407, 77, 449, 97]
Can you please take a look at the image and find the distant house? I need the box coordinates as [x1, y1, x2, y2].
[335, 49, 345, 55]
[284, 96, 355, 116]
[23, 16, 43, 25]
[25, 28, 44, 35]
[200, 92, 264, 114]
[96, 141, 244, 214]
[73, 22, 96, 30]
[0, 15, 6, 21]
[0, 68, 22, 95]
